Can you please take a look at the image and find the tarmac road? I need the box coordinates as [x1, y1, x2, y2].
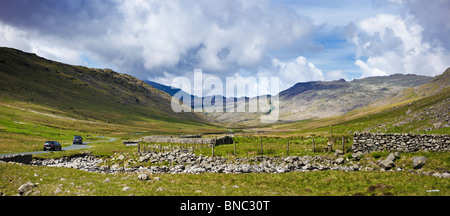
[0, 137, 117, 158]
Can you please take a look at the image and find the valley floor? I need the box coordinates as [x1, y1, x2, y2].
[0, 161, 448, 196]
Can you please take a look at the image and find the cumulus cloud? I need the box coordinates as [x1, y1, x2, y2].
[346, 13, 450, 77]
[260, 56, 324, 91]
[1, 0, 447, 97]
[0, 0, 317, 83]
[403, 0, 450, 50]
[324, 69, 348, 81]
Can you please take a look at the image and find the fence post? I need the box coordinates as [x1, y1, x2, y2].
[287, 141, 289, 156]
[212, 143, 215, 157]
[260, 138, 263, 155]
[234, 140, 236, 156]
[138, 143, 140, 155]
[342, 136, 345, 153]
[312, 137, 315, 153]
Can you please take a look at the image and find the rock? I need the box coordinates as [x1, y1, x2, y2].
[333, 149, 343, 157]
[139, 155, 149, 162]
[18, 181, 36, 194]
[412, 156, 427, 169]
[380, 159, 395, 170]
[138, 174, 149, 181]
[335, 157, 345, 165]
[351, 152, 364, 160]
[103, 177, 111, 183]
[122, 187, 132, 191]
[386, 153, 396, 162]
[441, 173, 450, 178]
[54, 187, 63, 194]
[156, 187, 165, 192]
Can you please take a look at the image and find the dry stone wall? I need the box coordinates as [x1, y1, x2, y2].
[0, 154, 33, 164]
[141, 135, 234, 146]
[352, 133, 450, 154]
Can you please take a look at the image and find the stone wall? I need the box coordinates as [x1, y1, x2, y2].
[0, 154, 33, 164]
[141, 135, 234, 146]
[352, 133, 450, 154]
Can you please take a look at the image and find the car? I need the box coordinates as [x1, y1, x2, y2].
[73, 135, 83, 144]
[43, 141, 62, 151]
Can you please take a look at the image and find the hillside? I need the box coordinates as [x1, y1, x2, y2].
[206, 73, 431, 126]
[271, 68, 450, 135]
[0, 47, 215, 127]
[358, 68, 450, 133]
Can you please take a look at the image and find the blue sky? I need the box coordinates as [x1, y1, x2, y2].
[0, 0, 449, 96]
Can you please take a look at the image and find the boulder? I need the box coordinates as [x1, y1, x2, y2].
[412, 156, 427, 169]
[18, 181, 36, 194]
[138, 173, 149, 181]
[334, 149, 343, 157]
[441, 173, 450, 178]
[351, 152, 364, 160]
[380, 159, 395, 170]
[335, 157, 345, 165]
[386, 153, 396, 162]
[122, 186, 132, 191]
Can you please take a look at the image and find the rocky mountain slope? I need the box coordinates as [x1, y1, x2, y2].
[206, 73, 431, 126]
[360, 68, 450, 133]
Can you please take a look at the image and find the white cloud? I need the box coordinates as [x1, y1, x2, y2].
[389, 0, 404, 4]
[270, 56, 324, 90]
[0, 0, 316, 81]
[348, 14, 450, 77]
[355, 59, 388, 77]
[325, 70, 348, 81]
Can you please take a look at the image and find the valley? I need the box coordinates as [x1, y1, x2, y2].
[0, 47, 449, 197]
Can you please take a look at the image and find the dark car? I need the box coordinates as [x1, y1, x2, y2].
[73, 135, 83, 144]
[43, 141, 62, 151]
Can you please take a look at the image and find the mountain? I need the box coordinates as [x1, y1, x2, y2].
[272, 68, 449, 134]
[145, 80, 187, 97]
[145, 80, 244, 111]
[206, 73, 432, 126]
[353, 68, 450, 133]
[0, 47, 214, 127]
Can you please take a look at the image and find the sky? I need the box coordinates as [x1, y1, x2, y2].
[0, 0, 449, 97]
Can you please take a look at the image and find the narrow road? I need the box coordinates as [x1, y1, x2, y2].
[0, 137, 117, 158]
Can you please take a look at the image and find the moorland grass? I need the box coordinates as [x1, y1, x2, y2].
[1, 162, 448, 196]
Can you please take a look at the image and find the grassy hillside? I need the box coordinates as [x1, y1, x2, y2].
[270, 68, 450, 136]
[0, 47, 226, 153]
[209, 73, 431, 126]
[0, 47, 215, 125]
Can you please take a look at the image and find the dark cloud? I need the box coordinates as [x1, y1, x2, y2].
[404, 0, 450, 50]
[0, 0, 120, 37]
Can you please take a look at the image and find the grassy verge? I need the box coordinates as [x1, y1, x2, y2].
[0, 162, 448, 196]
[0, 102, 226, 154]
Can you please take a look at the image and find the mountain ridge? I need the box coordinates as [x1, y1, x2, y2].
[0, 47, 214, 126]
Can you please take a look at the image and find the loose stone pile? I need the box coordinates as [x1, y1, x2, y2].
[27, 150, 449, 178]
[31, 154, 104, 173]
[29, 151, 360, 174]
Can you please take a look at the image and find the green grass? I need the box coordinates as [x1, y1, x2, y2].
[0, 101, 226, 154]
[270, 85, 450, 137]
[189, 136, 352, 158]
[1, 162, 448, 196]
